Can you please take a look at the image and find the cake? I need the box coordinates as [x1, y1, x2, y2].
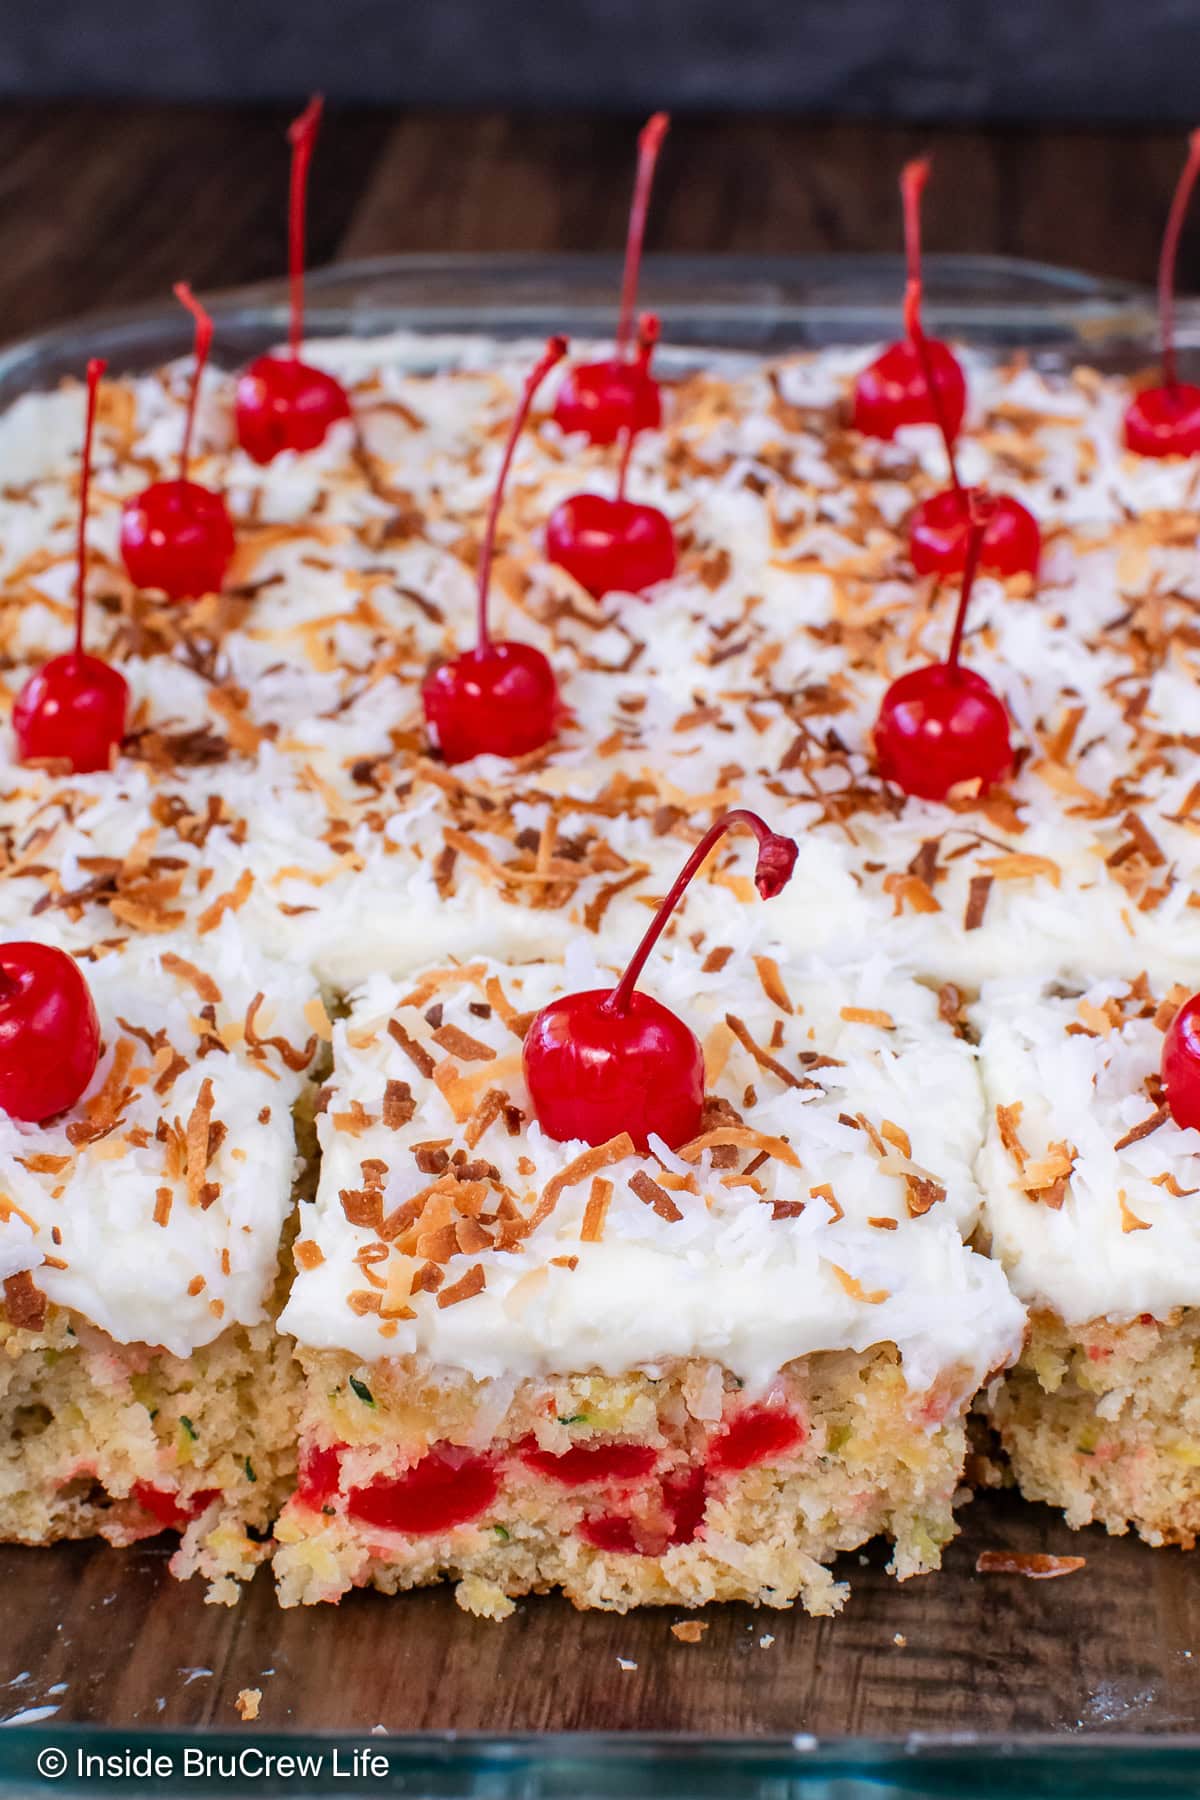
[273, 938, 1021, 1615]
[0, 920, 319, 1602]
[973, 973, 1200, 1547]
[2, 310, 1200, 1608]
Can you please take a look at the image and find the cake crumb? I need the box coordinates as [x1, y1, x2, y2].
[235, 1688, 261, 1722]
[455, 1575, 516, 1621]
[759, 1634, 775, 1650]
[893, 1633, 907, 1647]
[617, 1657, 638, 1671]
[976, 1550, 1086, 1579]
[670, 1621, 707, 1644]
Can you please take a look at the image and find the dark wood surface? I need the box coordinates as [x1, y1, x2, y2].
[2, 1489, 1197, 1734]
[3, 103, 1200, 1744]
[0, 104, 1197, 346]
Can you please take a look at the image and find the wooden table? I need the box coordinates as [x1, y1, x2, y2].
[0, 104, 1194, 344]
[3, 103, 1200, 1748]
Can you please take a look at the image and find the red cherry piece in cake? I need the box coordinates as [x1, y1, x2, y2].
[853, 160, 966, 443]
[875, 505, 1013, 803]
[120, 284, 235, 599]
[547, 317, 677, 599]
[423, 337, 567, 764]
[909, 486, 1040, 580]
[347, 1446, 498, 1536]
[0, 942, 101, 1122]
[1125, 129, 1200, 457]
[524, 809, 797, 1151]
[14, 357, 128, 775]
[131, 1481, 220, 1533]
[296, 1441, 343, 1509]
[1162, 994, 1200, 1130]
[553, 114, 669, 446]
[518, 1438, 658, 1487]
[578, 1465, 707, 1554]
[234, 96, 351, 464]
[707, 1406, 805, 1473]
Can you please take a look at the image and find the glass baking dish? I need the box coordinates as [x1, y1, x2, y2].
[1, 253, 1199, 1800]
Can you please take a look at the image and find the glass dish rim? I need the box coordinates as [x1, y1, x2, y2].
[0, 249, 1177, 405]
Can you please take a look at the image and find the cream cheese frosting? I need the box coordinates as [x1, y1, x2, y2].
[974, 972, 1200, 1324]
[0, 920, 318, 1355]
[280, 939, 1025, 1397]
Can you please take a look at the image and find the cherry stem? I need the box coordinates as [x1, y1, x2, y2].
[74, 357, 107, 661]
[615, 113, 669, 361]
[1157, 127, 1200, 393]
[173, 282, 212, 484]
[607, 809, 784, 1014]
[287, 95, 323, 360]
[945, 506, 988, 670]
[475, 336, 567, 647]
[900, 157, 964, 504]
[615, 315, 660, 504]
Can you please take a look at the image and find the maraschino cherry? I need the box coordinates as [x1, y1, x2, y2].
[14, 359, 129, 774]
[119, 284, 235, 600]
[1125, 129, 1200, 456]
[523, 809, 798, 1151]
[422, 337, 567, 764]
[553, 113, 669, 445]
[1162, 994, 1200, 1130]
[853, 159, 966, 443]
[874, 504, 1012, 803]
[234, 96, 351, 464]
[546, 314, 677, 598]
[0, 942, 101, 1121]
[904, 280, 1040, 579]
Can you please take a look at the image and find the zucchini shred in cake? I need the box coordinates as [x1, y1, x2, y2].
[1, 326, 1199, 1610]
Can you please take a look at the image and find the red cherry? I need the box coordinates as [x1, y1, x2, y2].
[346, 1446, 498, 1536]
[523, 809, 798, 1151]
[1125, 129, 1200, 457]
[131, 1482, 220, 1532]
[910, 486, 1040, 579]
[234, 96, 351, 464]
[707, 1406, 805, 1474]
[553, 113, 669, 445]
[296, 1441, 343, 1509]
[853, 160, 966, 443]
[547, 315, 677, 598]
[517, 1439, 657, 1486]
[875, 506, 1013, 803]
[120, 284, 235, 600]
[578, 1466, 706, 1554]
[423, 337, 567, 764]
[13, 358, 128, 775]
[899, 261, 1040, 578]
[0, 942, 101, 1121]
[1162, 994, 1200, 1130]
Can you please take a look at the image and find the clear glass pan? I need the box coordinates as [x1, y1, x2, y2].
[1, 252, 1198, 1798]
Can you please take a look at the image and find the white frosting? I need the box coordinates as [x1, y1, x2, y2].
[0, 922, 316, 1354]
[974, 974, 1200, 1324]
[280, 943, 1025, 1396]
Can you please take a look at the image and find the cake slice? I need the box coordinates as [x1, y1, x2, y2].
[274, 937, 1023, 1616]
[0, 920, 320, 1602]
[973, 973, 1200, 1545]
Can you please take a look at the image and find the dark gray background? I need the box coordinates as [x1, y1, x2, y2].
[2, 0, 1198, 119]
